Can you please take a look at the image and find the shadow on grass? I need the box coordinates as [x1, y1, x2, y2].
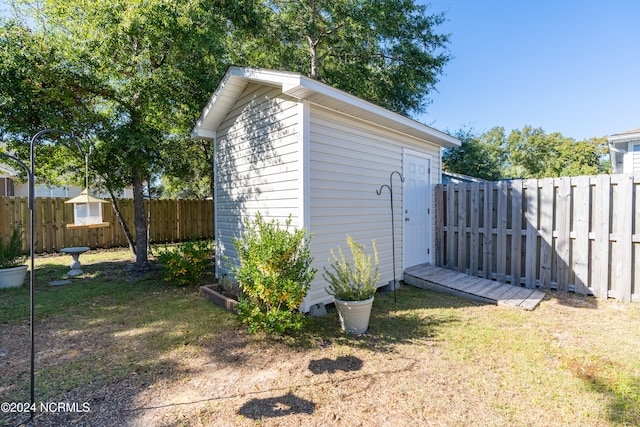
[543, 289, 600, 309]
[600, 376, 640, 426]
[308, 355, 363, 374]
[237, 392, 315, 419]
[569, 356, 640, 425]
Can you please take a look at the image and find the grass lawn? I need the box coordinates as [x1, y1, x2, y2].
[1, 248, 639, 426]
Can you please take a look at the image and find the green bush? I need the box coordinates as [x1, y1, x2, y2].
[155, 238, 213, 286]
[323, 235, 379, 301]
[231, 213, 316, 335]
[0, 227, 27, 269]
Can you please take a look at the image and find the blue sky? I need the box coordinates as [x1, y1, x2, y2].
[418, 0, 640, 140]
[2, 1, 637, 141]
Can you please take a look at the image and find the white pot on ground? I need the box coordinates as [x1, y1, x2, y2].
[0, 265, 28, 289]
[334, 296, 374, 334]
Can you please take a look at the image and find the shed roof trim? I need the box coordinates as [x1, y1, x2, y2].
[192, 66, 459, 148]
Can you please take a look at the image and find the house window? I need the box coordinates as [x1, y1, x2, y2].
[0, 178, 14, 196]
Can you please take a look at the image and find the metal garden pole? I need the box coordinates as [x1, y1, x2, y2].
[377, 170, 404, 303]
[1, 129, 81, 420]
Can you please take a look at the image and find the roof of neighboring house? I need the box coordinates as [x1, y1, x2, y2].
[192, 66, 460, 148]
[608, 128, 640, 174]
[0, 165, 18, 178]
[608, 128, 640, 143]
[442, 171, 486, 184]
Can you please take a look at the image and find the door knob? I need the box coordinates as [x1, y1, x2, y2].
[405, 217, 410, 221]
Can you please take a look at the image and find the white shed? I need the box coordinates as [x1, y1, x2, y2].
[192, 66, 460, 312]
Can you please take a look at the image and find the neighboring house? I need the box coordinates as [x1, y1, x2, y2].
[442, 171, 486, 185]
[192, 66, 460, 312]
[0, 166, 16, 196]
[0, 163, 133, 198]
[608, 128, 640, 174]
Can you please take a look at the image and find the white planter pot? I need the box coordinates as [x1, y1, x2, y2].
[334, 296, 374, 334]
[0, 265, 28, 289]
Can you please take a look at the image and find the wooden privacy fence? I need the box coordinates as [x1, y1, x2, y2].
[0, 197, 214, 253]
[436, 174, 639, 302]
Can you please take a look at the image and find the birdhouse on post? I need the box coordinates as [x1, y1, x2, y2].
[65, 188, 109, 229]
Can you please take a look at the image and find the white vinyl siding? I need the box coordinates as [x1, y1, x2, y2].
[633, 144, 640, 175]
[216, 83, 301, 274]
[306, 104, 441, 308]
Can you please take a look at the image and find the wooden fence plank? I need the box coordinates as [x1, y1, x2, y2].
[482, 182, 493, 279]
[572, 177, 590, 295]
[510, 180, 523, 286]
[634, 180, 640, 301]
[435, 184, 444, 266]
[556, 178, 571, 291]
[538, 179, 554, 289]
[496, 181, 508, 282]
[614, 175, 633, 302]
[457, 184, 467, 273]
[524, 179, 539, 288]
[0, 197, 8, 238]
[469, 183, 480, 276]
[592, 175, 611, 299]
[446, 185, 456, 269]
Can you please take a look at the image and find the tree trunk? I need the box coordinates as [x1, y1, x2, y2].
[106, 186, 136, 257]
[132, 169, 149, 269]
[146, 178, 152, 252]
[308, 36, 318, 79]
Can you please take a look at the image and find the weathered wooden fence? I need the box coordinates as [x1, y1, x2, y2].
[436, 174, 639, 302]
[0, 197, 214, 253]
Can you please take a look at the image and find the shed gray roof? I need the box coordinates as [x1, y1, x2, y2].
[192, 66, 460, 148]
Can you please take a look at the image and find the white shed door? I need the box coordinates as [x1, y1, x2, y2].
[403, 151, 432, 269]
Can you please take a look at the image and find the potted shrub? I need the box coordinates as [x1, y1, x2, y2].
[323, 235, 379, 334]
[0, 227, 28, 289]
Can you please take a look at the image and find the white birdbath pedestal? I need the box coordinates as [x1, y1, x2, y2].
[60, 247, 90, 277]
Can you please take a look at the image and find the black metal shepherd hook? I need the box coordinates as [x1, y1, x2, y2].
[376, 170, 404, 303]
[0, 129, 82, 422]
